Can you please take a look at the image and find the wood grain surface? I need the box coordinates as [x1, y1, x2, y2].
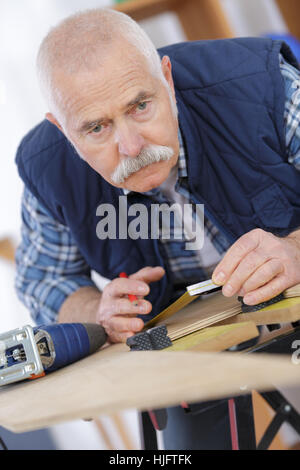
[0, 344, 299, 433]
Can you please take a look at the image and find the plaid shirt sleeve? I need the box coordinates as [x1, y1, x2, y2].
[280, 54, 300, 170]
[15, 186, 96, 324]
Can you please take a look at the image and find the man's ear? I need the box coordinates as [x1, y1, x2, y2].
[45, 113, 63, 133]
[161, 55, 175, 95]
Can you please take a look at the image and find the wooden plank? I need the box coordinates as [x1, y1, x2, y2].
[0, 238, 15, 262]
[147, 283, 300, 336]
[113, 0, 233, 40]
[156, 291, 241, 340]
[93, 417, 115, 450]
[171, 0, 233, 40]
[168, 321, 259, 352]
[252, 391, 287, 450]
[0, 345, 299, 433]
[114, 0, 178, 21]
[145, 291, 199, 329]
[219, 297, 300, 327]
[275, 0, 300, 39]
[110, 413, 136, 450]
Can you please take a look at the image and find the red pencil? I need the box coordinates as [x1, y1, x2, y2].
[119, 272, 138, 305]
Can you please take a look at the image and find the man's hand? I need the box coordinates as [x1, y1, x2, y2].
[96, 266, 165, 343]
[212, 228, 300, 305]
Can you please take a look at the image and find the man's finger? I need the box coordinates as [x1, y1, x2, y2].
[212, 229, 262, 285]
[108, 330, 136, 344]
[242, 274, 287, 305]
[221, 248, 270, 296]
[113, 298, 152, 315]
[109, 315, 144, 333]
[130, 266, 165, 284]
[105, 277, 150, 298]
[237, 259, 284, 297]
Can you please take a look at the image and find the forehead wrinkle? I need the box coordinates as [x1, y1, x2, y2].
[62, 55, 160, 130]
[69, 63, 147, 104]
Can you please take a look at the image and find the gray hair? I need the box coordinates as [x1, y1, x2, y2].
[36, 8, 166, 121]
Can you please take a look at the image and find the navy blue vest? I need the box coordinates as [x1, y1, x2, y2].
[15, 38, 300, 319]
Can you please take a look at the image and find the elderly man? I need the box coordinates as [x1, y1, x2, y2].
[15, 8, 300, 449]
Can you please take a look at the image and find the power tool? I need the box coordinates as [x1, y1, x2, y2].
[0, 323, 107, 386]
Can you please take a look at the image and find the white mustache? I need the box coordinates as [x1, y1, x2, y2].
[111, 144, 174, 184]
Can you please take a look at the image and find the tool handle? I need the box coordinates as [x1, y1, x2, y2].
[35, 323, 106, 372]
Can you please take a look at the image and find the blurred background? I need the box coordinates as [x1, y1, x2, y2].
[0, 0, 300, 450]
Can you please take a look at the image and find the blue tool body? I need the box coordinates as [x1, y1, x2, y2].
[0, 322, 107, 385]
[34, 323, 91, 372]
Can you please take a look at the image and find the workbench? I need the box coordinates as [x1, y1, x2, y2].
[0, 294, 300, 449]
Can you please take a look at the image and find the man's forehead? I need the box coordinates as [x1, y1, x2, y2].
[57, 50, 161, 123]
[57, 39, 155, 84]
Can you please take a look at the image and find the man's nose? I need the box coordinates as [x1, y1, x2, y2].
[115, 123, 145, 158]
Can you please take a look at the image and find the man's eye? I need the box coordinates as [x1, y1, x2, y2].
[91, 125, 102, 134]
[137, 101, 148, 111]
